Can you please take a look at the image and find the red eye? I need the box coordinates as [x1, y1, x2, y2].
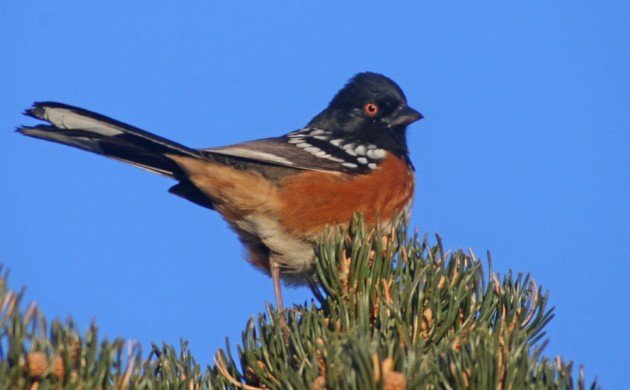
[363, 102, 379, 117]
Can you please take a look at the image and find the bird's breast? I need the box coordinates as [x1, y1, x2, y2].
[278, 154, 415, 238]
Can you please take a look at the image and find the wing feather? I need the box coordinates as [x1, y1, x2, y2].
[204, 135, 372, 175]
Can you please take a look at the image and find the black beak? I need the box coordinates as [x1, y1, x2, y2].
[386, 105, 423, 128]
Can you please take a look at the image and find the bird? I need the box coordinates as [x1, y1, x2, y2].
[17, 72, 422, 310]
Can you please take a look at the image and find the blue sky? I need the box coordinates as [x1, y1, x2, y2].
[1, 2, 628, 387]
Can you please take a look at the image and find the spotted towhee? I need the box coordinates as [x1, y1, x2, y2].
[18, 72, 422, 310]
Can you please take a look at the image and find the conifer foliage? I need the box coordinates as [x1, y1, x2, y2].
[0, 218, 596, 388]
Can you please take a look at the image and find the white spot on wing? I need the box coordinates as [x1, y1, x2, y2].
[343, 143, 357, 156]
[342, 162, 358, 168]
[288, 129, 308, 137]
[368, 163, 378, 169]
[367, 148, 387, 159]
[304, 146, 321, 153]
[357, 157, 368, 164]
[211, 147, 294, 165]
[330, 139, 343, 147]
[325, 155, 344, 162]
[355, 145, 366, 155]
[290, 139, 347, 163]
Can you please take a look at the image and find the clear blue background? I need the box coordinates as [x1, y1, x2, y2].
[1, 2, 628, 387]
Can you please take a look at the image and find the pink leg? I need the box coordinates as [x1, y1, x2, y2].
[270, 258, 284, 311]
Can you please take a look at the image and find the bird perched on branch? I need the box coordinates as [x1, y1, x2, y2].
[18, 72, 422, 310]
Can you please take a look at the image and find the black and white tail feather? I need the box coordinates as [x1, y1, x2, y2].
[18, 102, 202, 178]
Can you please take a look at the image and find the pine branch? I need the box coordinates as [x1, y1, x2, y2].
[0, 217, 597, 388]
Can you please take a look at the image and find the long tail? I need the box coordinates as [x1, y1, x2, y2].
[18, 102, 203, 178]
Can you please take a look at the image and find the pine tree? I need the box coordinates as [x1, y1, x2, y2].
[0, 217, 597, 388]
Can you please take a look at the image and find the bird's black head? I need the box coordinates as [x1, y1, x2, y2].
[308, 72, 422, 157]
